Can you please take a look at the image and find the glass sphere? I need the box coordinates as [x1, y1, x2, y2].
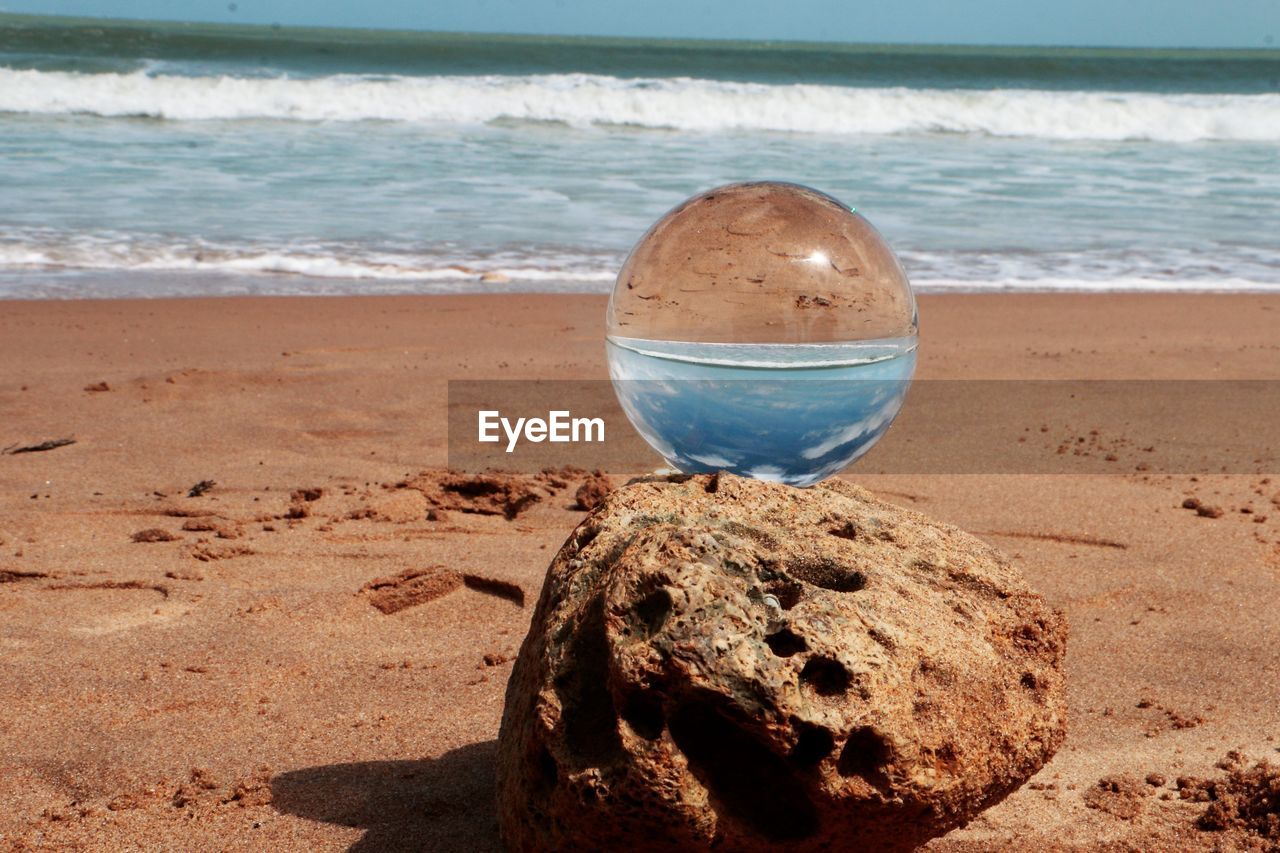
[607, 181, 917, 487]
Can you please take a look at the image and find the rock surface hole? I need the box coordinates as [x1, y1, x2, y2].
[668, 699, 819, 841]
[800, 656, 852, 697]
[765, 628, 808, 658]
[837, 727, 892, 790]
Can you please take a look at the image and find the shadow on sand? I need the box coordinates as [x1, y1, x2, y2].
[271, 740, 501, 852]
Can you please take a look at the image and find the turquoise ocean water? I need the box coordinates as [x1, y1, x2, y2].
[1, 14, 1278, 298]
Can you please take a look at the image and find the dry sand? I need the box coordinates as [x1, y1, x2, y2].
[1, 293, 1278, 850]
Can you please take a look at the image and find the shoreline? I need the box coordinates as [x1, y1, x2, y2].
[7, 282, 1280, 300]
[5, 291, 1280, 378]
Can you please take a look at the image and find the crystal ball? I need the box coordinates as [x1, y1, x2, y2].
[607, 182, 918, 487]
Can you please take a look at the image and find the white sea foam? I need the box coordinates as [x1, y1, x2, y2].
[912, 277, 1280, 293]
[2, 68, 1278, 141]
[0, 234, 615, 284]
[2, 232, 1278, 297]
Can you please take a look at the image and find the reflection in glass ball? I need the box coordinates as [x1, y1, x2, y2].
[606, 182, 917, 487]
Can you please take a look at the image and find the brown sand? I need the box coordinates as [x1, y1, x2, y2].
[1, 293, 1278, 851]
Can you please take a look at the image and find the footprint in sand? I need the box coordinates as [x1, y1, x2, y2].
[360, 567, 524, 614]
[6, 580, 192, 636]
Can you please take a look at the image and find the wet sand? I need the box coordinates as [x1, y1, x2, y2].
[1, 293, 1278, 850]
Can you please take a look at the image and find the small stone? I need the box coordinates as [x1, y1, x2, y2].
[181, 518, 240, 539]
[574, 471, 613, 511]
[132, 528, 179, 543]
[497, 473, 1067, 851]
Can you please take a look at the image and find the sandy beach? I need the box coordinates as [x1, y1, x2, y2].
[2, 292, 1279, 850]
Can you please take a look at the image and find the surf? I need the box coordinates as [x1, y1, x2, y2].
[2, 67, 1278, 142]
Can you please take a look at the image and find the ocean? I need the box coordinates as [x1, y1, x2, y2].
[1, 14, 1278, 299]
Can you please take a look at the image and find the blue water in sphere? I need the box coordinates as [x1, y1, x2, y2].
[607, 337, 915, 487]
[606, 182, 918, 486]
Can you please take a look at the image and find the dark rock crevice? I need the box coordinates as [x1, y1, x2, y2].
[555, 595, 623, 768]
[668, 697, 819, 842]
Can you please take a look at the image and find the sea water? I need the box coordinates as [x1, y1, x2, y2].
[606, 336, 917, 487]
[2, 15, 1280, 298]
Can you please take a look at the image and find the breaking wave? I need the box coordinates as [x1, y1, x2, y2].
[2, 68, 1278, 141]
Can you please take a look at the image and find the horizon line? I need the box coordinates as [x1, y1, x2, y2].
[1, 10, 1277, 55]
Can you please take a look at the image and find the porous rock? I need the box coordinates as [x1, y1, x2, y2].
[496, 473, 1067, 851]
